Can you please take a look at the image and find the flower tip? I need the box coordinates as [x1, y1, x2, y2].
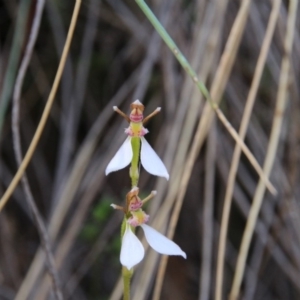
[162, 172, 169, 180]
[133, 99, 142, 105]
[181, 251, 187, 259]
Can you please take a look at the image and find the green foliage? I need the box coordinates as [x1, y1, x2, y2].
[81, 223, 99, 241]
[92, 197, 113, 222]
[80, 195, 114, 242]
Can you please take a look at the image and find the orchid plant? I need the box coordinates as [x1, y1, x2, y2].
[106, 100, 169, 185]
[106, 100, 186, 299]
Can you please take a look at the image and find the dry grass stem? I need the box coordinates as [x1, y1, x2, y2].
[0, 0, 82, 211]
[1, 1, 299, 299]
[215, 1, 281, 298]
[199, 123, 217, 300]
[11, 0, 62, 298]
[230, 0, 298, 298]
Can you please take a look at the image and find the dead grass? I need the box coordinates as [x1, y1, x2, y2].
[0, 0, 299, 299]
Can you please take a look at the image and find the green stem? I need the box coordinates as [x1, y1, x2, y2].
[122, 266, 133, 300]
[121, 217, 127, 237]
[135, 0, 214, 107]
[122, 135, 140, 299]
[130, 137, 141, 187]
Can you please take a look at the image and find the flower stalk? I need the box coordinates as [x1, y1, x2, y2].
[106, 101, 185, 299]
[122, 266, 133, 300]
[130, 137, 140, 187]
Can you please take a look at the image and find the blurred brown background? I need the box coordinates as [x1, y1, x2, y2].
[0, 0, 300, 299]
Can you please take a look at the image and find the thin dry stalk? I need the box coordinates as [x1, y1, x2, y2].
[51, 0, 100, 208]
[229, 0, 298, 298]
[216, 2, 281, 297]
[137, 1, 229, 298]
[109, 279, 123, 300]
[0, 0, 82, 211]
[1, 0, 297, 299]
[215, 108, 275, 195]
[15, 67, 139, 300]
[227, 75, 300, 280]
[138, 0, 276, 196]
[152, 0, 252, 298]
[217, 142, 300, 293]
[45, 0, 75, 206]
[194, 0, 251, 150]
[11, 0, 62, 298]
[8, 1, 82, 299]
[199, 123, 217, 300]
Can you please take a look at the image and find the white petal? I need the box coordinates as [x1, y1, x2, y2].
[105, 137, 133, 175]
[120, 225, 144, 270]
[140, 137, 169, 180]
[141, 224, 186, 258]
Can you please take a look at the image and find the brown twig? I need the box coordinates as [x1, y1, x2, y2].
[230, 0, 298, 297]
[11, 0, 63, 299]
[0, 0, 82, 212]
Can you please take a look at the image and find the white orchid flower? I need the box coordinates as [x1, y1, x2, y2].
[120, 222, 186, 270]
[112, 187, 186, 270]
[105, 100, 169, 180]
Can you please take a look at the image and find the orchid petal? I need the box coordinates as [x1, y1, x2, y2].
[105, 137, 133, 175]
[141, 224, 186, 258]
[140, 137, 169, 180]
[120, 224, 144, 270]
